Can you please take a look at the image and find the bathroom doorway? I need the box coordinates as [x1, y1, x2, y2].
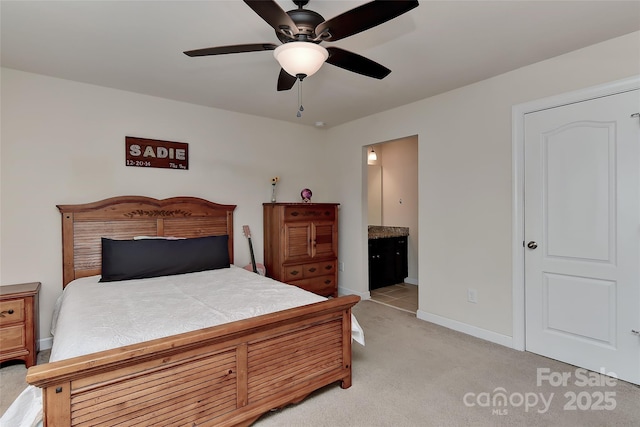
[366, 135, 419, 313]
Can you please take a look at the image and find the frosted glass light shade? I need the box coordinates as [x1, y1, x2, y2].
[274, 42, 328, 78]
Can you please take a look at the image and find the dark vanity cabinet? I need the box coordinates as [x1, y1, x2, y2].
[368, 236, 408, 290]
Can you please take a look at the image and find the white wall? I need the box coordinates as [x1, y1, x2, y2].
[377, 137, 419, 284]
[367, 164, 382, 225]
[0, 69, 327, 344]
[326, 32, 640, 343]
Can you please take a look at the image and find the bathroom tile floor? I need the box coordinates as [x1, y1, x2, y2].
[369, 283, 418, 313]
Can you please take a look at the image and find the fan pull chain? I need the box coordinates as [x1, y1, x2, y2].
[297, 78, 304, 118]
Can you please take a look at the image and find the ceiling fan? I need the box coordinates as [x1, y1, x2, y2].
[184, 0, 419, 91]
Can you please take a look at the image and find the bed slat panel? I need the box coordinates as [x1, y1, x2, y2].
[72, 220, 157, 272]
[248, 328, 341, 371]
[70, 349, 238, 426]
[71, 351, 237, 406]
[247, 319, 343, 403]
[163, 216, 229, 238]
[249, 353, 342, 403]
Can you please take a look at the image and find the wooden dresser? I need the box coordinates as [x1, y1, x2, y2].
[263, 203, 339, 297]
[0, 282, 40, 367]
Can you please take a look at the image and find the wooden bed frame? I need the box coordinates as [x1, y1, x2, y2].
[26, 196, 360, 426]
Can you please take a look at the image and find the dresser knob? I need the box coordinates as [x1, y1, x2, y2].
[308, 267, 317, 273]
[0, 309, 14, 317]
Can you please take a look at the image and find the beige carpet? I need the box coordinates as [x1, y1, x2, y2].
[2, 300, 639, 426]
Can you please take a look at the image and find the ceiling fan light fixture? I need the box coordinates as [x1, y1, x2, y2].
[273, 42, 328, 78]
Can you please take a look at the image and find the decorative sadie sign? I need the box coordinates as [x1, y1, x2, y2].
[125, 136, 189, 170]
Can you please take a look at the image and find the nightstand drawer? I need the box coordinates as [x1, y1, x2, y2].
[0, 299, 24, 326]
[0, 324, 26, 351]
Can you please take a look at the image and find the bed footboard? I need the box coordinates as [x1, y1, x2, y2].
[27, 295, 360, 427]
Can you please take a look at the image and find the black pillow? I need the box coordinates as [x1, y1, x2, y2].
[100, 235, 230, 282]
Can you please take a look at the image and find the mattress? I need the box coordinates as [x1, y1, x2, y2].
[50, 266, 364, 361]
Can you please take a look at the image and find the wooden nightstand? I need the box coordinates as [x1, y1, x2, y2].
[0, 282, 40, 367]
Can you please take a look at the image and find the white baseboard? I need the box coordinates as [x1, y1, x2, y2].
[38, 337, 53, 351]
[404, 277, 418, 285]
[416, 309, 514, 349]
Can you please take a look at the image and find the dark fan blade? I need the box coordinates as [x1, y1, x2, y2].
[244, 0, 298, 38]
[184, 43, 278, 57]
[326, 47, 391, 79]
[315, 0, 419, 42]
[277, 69, 297, 91]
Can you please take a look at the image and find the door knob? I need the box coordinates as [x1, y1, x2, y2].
[527, 241, 538, 249]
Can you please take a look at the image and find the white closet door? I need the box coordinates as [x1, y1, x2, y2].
[524, 89, 640, 385]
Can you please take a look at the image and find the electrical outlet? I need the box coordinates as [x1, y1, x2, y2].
[339, 262, 344, 272]
[467, 288, 478, 304]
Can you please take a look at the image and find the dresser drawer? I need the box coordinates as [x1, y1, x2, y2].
[283, 261, 336, 281]
[312, 261, 336, 278]
[283, 205, 336, 222]
[301, 263, 323, 278]
[0, 299, 24, 326]
[0, 324, 26, 351]
[290, 275, 336, 297]
[283, 264, 305, 281]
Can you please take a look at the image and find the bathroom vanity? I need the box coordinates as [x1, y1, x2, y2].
[368, 226, 409, 290]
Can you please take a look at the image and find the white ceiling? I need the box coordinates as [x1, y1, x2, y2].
[2, 1, 639, 128]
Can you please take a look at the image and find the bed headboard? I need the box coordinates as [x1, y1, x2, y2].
[57, 196, 236, 287]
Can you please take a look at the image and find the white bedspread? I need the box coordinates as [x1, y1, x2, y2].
[1, 266, 363, 427]
[50, 266, 363, 361]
